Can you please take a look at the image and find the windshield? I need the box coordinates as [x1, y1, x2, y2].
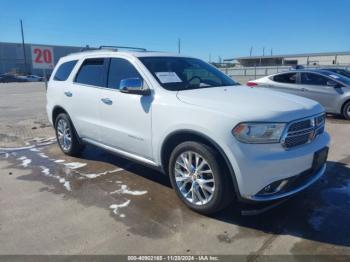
[139, 56, 238, 91]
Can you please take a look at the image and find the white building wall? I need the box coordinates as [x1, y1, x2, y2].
[289, 54, 350, 66]
[285, 56, 308, 65]
[337, 55, 350, 65]
[309, 55, 337, 65]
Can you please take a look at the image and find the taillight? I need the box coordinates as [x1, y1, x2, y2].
[246, 81, 258, 87]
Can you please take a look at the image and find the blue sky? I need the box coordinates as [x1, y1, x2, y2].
[1, 0, 349, 61]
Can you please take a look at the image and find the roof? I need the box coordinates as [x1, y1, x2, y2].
[272, 68, 349, 78]
[224, 51, 350, 61]
[64, 49, 191, 60]
[291, 69, 339, 73]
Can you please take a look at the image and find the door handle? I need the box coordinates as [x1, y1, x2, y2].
[301, 88, 308, 92]
[101, 98, 113, 105]
[64, 91, 73, 97]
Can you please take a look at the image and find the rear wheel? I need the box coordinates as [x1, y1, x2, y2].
[342, 101, 350, 120]
[168, 141, 232, 214]
[55, 113, 84, 156]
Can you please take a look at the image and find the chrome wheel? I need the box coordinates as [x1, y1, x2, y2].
[347, 106, 350, 118]
[57, 118, 72, 151]
[174, 151, 215, 205]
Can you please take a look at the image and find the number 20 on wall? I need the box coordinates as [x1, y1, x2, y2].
[34, 48, 52, 64]
[31, 46, 55, 69]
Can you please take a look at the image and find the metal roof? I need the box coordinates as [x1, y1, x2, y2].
[224, 51, 350, 61]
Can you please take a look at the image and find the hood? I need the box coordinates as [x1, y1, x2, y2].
[176, 85, 324, 122]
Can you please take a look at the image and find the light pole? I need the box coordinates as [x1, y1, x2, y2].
[20, 19, 28, 75]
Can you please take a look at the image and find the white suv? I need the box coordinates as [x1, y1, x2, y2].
[47, 47, 330, 214]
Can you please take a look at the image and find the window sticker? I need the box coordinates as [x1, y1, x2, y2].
[329, 74, 340, 79]
[155, 72, 182, 83]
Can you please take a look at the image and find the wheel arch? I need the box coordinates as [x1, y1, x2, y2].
[52, 105, 69, 127]
[160, 129, 241, 199]
[52, 105, 83, 145]
[341, 98, 350, 115]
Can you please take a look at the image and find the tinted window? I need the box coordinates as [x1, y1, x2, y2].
[273, 73, 297, 84]
[75, 58, 107, 87]
[54, 60, 77, 81]
[107, 58, 141, 89]
[301, 73, 328, 86]
[139, 57, 237, 91]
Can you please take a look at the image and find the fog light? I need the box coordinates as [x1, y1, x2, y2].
[263, 185, 271, 192]
[257, 179, 289, 196]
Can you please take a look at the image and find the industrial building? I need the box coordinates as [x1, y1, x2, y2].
[224, 51, 350, 67]
[0, 42, 83, 75]
[2, 41, 350, 76]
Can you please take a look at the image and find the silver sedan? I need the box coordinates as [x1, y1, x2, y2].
[247, 69, 350, 119]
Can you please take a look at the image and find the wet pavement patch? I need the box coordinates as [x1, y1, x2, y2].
[0, 143, 201, 239]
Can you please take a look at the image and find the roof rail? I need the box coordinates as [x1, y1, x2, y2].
[80, 45, 98, 52]
[99, 45, 147, 52]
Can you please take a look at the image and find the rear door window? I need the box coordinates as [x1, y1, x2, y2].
[300, 73, 328, 86]
[107, 58, 142, 89]
[75, 58, 108, 87]
[273, 73, 297, 84]
[53, 60, 77, 81]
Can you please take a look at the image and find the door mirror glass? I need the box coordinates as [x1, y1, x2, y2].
[120, 77, 142, 89]
[120, 78, 150, 95]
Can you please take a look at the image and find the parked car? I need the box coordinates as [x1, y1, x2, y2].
[0, 74, 28, 83]
[22, 75, 44, 82]
[320, 68, 350, 78]
[247, 69, 350, 119]
[47, 48, 329, 214]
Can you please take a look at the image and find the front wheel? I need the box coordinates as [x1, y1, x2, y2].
[342, 101, 350, 120]
[168, 141, 233, 214]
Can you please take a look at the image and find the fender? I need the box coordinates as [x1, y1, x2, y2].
[160, 129, 242, 200]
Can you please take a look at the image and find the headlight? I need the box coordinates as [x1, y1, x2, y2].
[232, 123, 286, 144]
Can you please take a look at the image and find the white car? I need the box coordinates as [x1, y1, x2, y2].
[18, 75, 44, 82]
[46, 47, 330, 214]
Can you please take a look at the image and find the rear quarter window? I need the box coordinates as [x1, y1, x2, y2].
[53, 60, 78, 81]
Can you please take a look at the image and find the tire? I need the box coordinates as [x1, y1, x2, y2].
[168, 141, 233, 214]
[342, 101, 350, 120]
[54, 113, 84, 156]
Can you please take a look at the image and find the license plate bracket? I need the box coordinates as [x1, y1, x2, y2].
[312, 147, 328, 172]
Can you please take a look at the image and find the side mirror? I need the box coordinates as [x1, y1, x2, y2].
[120, 78, 150, 95]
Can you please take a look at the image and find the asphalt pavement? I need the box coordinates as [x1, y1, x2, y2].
[0, 83, 349, 258]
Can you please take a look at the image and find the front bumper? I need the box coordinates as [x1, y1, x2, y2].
[224, 131, 330, 202]
[245, 163, 326, 201]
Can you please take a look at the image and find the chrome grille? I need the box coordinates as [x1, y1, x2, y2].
[282, 113, 325, 149]
[288, 119, 312, 132]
